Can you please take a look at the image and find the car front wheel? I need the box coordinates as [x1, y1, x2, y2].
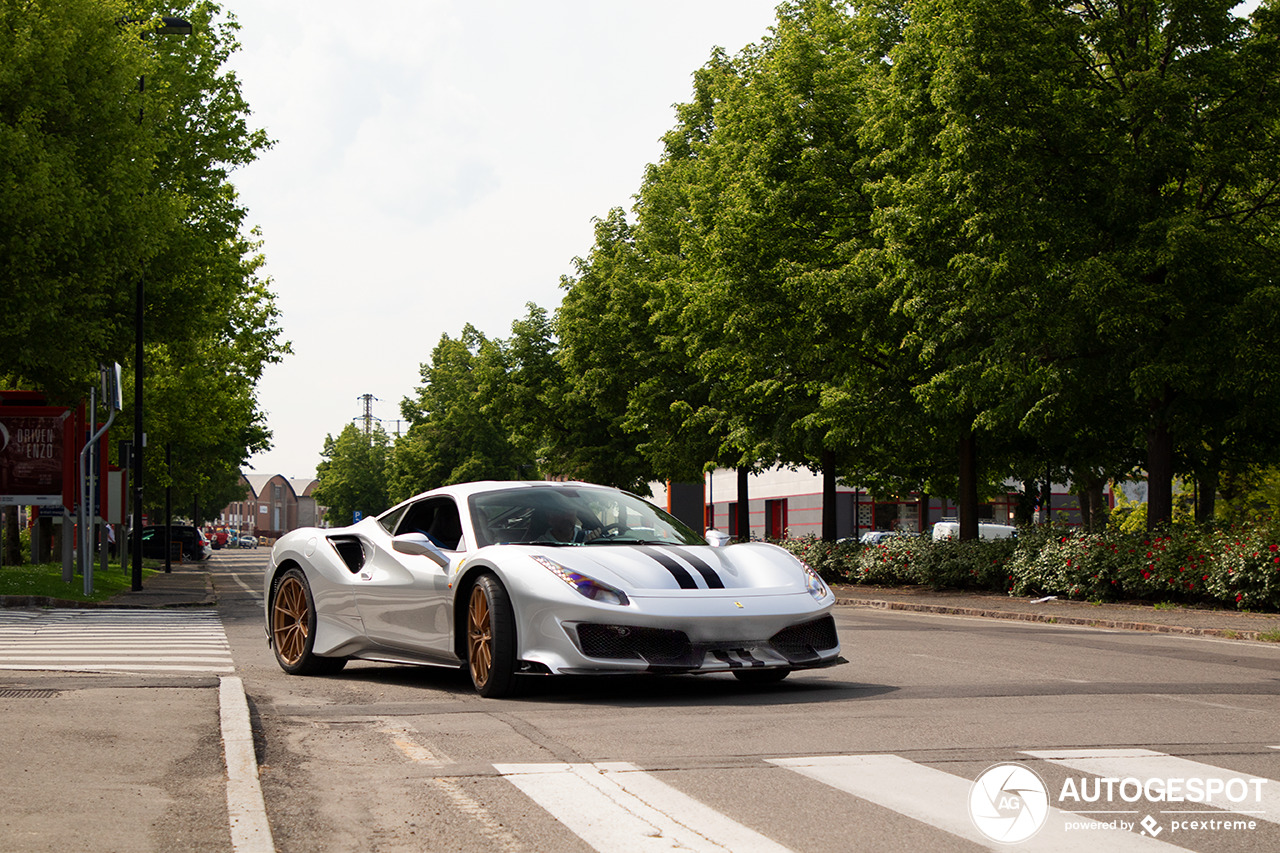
[271, 568, 346, 675]
[467, 574, 518, 697]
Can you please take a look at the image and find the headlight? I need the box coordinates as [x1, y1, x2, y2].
[800, 560, 832, 602]
[531, 555, 630, 606]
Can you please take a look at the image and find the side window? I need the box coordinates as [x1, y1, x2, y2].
[396, 498, 465, 551]
[377, 504, 408, 536]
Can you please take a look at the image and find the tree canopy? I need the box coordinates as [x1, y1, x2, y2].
[1, 0, 286, 519]
[313, 0, 1280, 539]
[313, 423, 393, 526]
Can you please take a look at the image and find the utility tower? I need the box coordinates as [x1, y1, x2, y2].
[357, 394, 379, 436]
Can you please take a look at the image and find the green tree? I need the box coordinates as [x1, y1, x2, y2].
[392, 325, 536, 500]
[626, 1, 928, 536]
[313, 423, 392, 526]
[555, 211, 672, 492]
[1, 0, 285, 514]
[1, 0, 164, 398]
[867, 0, 1280, 535]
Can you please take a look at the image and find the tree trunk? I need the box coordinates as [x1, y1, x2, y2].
[1073, 471, 1109, 533]
[1196, 467, 1218, 524]
[1015, 480, 1037, 526]
[32, 514, 52, 563]
[1146, 419, 1174, 531]
[736, 466, 750, 542]
[1076, 486, 1092, 531]
[959, 428, 979, 541]
[821, 450, 837, 542]
[3, 509, 20, 565]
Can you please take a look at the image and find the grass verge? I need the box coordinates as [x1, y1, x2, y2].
[0, 562, 158, 603]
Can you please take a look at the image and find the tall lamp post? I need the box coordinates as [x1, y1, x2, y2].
[130, 14, 193, 592]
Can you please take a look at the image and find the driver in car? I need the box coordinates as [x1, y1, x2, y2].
[534, 503, 603, 544]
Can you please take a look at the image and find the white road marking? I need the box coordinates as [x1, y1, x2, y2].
[1025, 748, 1279, 825]
[494, 761, 793, 853]
[0, 609, 234, 673]
[769, 754, 1179, 851]
[380, 723, 453, 766]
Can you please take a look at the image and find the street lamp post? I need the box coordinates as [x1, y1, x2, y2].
[129, 14, 193, 592]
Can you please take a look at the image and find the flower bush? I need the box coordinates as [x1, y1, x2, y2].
[778, 520, 1280, 612]
[784, 537, 859, 584]
[1200, 523, 1280, 611]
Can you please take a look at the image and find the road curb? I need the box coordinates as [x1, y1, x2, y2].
[836, 596, 1272, 642]
[0, 594, 216, 609]
[220, 676, 275, 853]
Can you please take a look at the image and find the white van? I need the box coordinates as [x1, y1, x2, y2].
[931, 521, 1018, 541]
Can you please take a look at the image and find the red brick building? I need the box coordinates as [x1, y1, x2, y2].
[217, 473, 321, 544]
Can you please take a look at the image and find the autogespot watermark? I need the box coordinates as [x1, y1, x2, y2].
[967, 761, 1270, 843]
[969, 763, 1051, 843]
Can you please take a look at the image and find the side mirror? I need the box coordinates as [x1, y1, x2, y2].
[705, 529, 732, 548]
[392, 533, 451, 568]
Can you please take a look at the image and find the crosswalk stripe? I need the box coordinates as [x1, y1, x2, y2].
[1024, 749, 1279, 825]
[767, 755, 1178, 851]
[494, 751, 1280, 851]
[0, 609, 234, 674]
[493, 762, 793, 853]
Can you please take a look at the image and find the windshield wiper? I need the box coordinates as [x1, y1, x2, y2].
[586, 537, 665, 546]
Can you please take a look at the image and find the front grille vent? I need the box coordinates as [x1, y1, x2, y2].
[770, 616, 839, 662]
[576, 624, 693, 665]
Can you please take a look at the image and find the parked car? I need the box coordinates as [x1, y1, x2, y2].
[238, 535, 258, 549]
[139, 525, 212, 561]
[265, 480, 842, 697]
[859, 530, 911, 545]
[931, 521, 1018, 541]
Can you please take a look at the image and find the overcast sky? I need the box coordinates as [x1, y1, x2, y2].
[224, 1, 781, 481]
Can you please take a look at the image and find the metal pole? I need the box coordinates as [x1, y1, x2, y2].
[131, 264, 144, 590]
[164, 442, 172, 573]
[81, 370, 117, 596]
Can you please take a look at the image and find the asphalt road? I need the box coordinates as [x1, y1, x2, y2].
[207, 550, 1280, 853]
[2, 549, 1278, 852]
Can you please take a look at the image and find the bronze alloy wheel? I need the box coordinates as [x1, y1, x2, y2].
[466, 574, 517, 697]
[270, 568, 346, 675]
[468, 583, 493, 686]
[272, 573, 309, 667]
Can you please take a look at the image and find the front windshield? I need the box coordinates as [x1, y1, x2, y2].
[469, 486, 705, 548]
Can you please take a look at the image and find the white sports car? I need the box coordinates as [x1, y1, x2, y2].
[264, 481, 842, 697]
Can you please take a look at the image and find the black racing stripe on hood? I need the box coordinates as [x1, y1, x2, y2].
[666, 547, 725, 589]
[635, 545, 697, 589]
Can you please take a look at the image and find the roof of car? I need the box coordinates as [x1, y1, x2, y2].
[420, 480, 610, 501]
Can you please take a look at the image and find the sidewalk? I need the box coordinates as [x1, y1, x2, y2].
[105, 561, 216, 608]
[832, 583, 1280, 642]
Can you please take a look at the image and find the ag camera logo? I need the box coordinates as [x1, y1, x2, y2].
[969, 763, 1051, 843]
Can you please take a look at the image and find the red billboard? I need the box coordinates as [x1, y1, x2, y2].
[0, 407, 74, 508]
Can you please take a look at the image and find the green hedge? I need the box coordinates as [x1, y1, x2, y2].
[778, 521, 1280, 613]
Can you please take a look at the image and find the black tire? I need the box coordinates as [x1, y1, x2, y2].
[271, 568, 347, 675]
[466, 574, 518, 698]
[733, 668, 790, 684]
